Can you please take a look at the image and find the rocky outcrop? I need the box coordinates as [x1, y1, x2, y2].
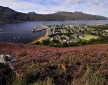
[0, 55, 16, 85]
[0, 63, 15, 85]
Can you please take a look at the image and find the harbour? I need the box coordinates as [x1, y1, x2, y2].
[0, 20, 108, 43]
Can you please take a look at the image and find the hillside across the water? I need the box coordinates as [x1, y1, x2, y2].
[0, 42, 108, 85]
[0, 6, 107, 23]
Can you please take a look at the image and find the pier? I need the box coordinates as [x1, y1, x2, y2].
[30, 24, 49, 44]
[32, 27, 45, 32]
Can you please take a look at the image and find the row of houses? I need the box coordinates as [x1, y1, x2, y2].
[47, 24, 88, 36]
[42, 24, 108, 44]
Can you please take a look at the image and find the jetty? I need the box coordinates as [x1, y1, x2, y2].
[30, 24, 49, 44]
[32, 27, 45, 32]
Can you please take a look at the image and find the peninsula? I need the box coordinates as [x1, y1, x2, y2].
[33, 24, 108, 47]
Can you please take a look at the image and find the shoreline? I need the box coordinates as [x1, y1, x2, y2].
[29, 24, 108, 44]
[30, 28, 49, 44]
[29, 24, 107, 44]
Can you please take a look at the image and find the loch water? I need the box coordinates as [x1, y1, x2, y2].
[0, 20, 108, 43]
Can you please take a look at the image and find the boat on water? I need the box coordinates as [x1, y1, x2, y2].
[9, 40, 11, 41]
[18, 36, 20, 39]
[14, 37, 16, 39]
[0, 29, 2, 30]
[27, 33, 31, 36]
[13, 36, 20, 39]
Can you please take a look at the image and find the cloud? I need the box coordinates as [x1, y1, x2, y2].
[0, 0, 108, 17]
[92, 1, 100, 5]
[70, 0, 86, 4]
[91, 0, 108, 6]
[0, 0, 49, 13]
[87, 5, 91, 7]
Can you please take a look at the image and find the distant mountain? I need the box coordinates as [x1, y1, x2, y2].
[0, 6, 29, 23]
[0, 6, 15, 12]
[54, 11, 107, 20]
[26, 11, 108, 22]
[28, 12, 36, 14]
[0, 6, 107, 23]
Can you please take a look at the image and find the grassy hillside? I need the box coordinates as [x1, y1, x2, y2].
[0, 42, 108, 85]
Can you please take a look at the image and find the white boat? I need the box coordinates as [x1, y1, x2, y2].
[18, 36, 20, 39]
[0, 29, 2, 30]
[27, 33, 31, 36]
[14, 37, 16, 39]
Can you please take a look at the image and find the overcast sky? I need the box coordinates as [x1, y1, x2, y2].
[0, 0, 108, 17]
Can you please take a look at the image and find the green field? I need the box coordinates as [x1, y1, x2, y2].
[81, 34, 98, 40]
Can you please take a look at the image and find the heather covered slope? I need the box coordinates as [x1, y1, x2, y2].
[0, 42, 108, 85]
